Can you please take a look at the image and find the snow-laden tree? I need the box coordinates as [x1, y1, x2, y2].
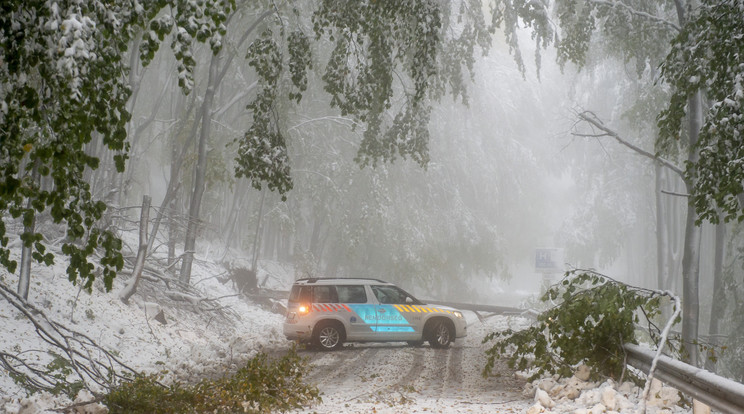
[1, 0, 501, 290]
[656, 0, 744, 369]
[0, 0, 232, 297]
[485, 0, 744, 366]
[175, 0, 497, 283]
[527, 0, 744, 367]
[658, 0, 744, 225]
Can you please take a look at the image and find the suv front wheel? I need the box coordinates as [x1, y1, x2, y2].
[426, 319, 454, 349]
[313, 321, 345, 351]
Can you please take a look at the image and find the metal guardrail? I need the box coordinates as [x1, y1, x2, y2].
[624, 343, 744, 414]
[422, 300, 523, 315]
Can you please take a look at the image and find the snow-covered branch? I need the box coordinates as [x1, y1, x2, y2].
[640, 291, 681, 413]
[589, 0, 680, 32]
[287, 116, 363, 133]
[575, 111, 685, 178]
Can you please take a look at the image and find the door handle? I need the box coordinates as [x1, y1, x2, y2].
[377, 308, 386, 313]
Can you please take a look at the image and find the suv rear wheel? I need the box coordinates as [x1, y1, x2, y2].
[313, 321, 345, 351]
[426, 319, 454, 349]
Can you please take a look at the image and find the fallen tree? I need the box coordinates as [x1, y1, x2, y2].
[0, 282, 138, 397]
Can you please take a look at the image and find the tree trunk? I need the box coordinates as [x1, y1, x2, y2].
[222, 181, 245, 251]
[119, 195, 151, 304]
[680, 198, 702, 366]
[147, 93, 199, 271]
[681, 90, 703, 366]
[18, 160, 40, 300]
[655, 163, 669, 291]
[309, 215, 326, 258]
[251, 189, 267, 272]
[179, 53, 220, 284]
[177, 9, 273, 284]
[704, 217, 726, 371]
[168, 195, 179, 275]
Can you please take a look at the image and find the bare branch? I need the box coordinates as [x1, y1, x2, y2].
[661, 190, 690, 197]
[571, 132, 611, 138]
[576, 111, 685, 178]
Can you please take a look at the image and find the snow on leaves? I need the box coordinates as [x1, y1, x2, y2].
[0, 0, 233, 291]
[552, 0, 677, 73]
[236, 29, 293, 200]
[658, 0, 744, 223]
[0, 0, 514, 291]
[235, 1, 493, 196]
[491, 0, 554, 77]
[312, 0, 444, 168]
[311, 0, 497, 169]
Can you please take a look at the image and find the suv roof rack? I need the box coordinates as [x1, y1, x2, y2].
[295, 277, 390, 284]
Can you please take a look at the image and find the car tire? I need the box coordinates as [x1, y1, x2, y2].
[313, 321, 344, 351]
[426, 319, 454, 349]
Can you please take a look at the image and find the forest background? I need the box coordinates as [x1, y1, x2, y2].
[1, 0, 743, 385]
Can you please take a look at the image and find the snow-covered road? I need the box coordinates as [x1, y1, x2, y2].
[291, 313, 534, 413]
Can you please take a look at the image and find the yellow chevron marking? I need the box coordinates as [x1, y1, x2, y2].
[393, 304, 404, 312]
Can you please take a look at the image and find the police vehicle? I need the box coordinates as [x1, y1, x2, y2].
[283, 278, 467, 350]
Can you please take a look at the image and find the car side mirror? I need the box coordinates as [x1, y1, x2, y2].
[405, 296, 414, 304]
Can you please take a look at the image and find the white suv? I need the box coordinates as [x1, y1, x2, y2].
[283, 278, 467, 350]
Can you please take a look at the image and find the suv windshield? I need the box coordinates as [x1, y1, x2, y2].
[370, 285, 421, 305]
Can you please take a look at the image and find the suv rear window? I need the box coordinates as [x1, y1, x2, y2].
[336, 285, 367, 303]
[313, 285, 338, 303]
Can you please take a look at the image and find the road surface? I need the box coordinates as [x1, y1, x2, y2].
[292, 313, 533, 413]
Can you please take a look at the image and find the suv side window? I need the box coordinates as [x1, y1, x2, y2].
[313, 285, 338, 303]
[371, 285, 410, 304]
[336, 285, 367, 303]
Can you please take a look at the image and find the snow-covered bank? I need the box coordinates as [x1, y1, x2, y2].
[0, 246, 293, 413]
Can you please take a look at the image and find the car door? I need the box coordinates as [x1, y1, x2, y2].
[335, 285, 378, 341]
[370, 285, 419, 340]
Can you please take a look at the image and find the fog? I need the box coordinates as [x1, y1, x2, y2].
[115, 26, 672, 310]
[6, 2, 744, 411]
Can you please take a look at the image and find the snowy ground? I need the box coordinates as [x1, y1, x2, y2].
[0, 236, 295, 413]
[0, 235, 697, 413]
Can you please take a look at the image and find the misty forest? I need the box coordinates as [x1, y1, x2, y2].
[1, 0, 744, 412]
